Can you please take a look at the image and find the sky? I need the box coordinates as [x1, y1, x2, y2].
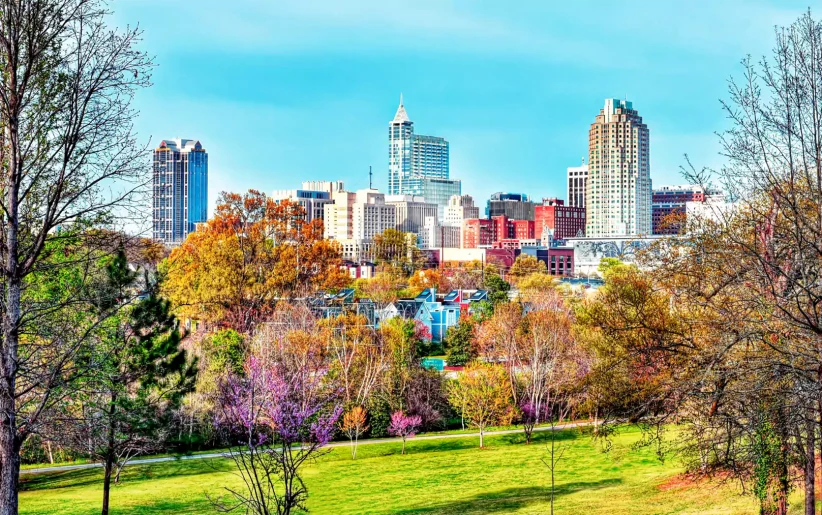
[113, 0, 810, 216]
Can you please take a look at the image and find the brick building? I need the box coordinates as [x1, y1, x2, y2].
[534, 198, 586, 241]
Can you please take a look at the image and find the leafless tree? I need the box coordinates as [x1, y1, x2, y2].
[0, 2, 152, 514]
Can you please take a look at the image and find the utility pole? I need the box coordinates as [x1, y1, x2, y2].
[440, 226, 444, 270]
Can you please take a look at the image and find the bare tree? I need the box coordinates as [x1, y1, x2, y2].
[0, 2, 152, 514]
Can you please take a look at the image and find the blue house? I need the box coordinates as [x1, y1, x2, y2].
[378, 288, 488, 343]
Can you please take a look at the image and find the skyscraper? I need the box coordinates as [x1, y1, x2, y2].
[585, 99, 651, 237]
[152, 139, 208, 244]
[567, 163, 588, 208]
[388, 96, 449, 195]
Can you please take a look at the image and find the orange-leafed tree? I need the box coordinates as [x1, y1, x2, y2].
[162, 190, 349, 332]
[408, 269, 444, 296]
[340, 406, 369, 459]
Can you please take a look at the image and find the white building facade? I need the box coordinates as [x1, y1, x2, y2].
[586, 99, 652, 238]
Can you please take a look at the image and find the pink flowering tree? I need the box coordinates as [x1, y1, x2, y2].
[214, 355, 341, 515]
[388, 411, 422, 455]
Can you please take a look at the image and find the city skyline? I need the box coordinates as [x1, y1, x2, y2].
[114, 0, 808, 219]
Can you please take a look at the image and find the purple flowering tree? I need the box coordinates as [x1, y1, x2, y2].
[520, 400, 550, 444]
[214, 355, 341, 515]
[387, 411, 422, 455]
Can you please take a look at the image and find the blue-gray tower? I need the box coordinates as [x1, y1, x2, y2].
[388, 96, 449, 196]
[152, 138, 208, 244]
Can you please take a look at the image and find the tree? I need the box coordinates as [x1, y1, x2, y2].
[509, 255, 548, 282]
[408, 269, 444, 295]
[405, 368, 451, 431]
[484, 274, 511, 305]
[341, 406, 368, 460]
[322, 313, 387, 407]
[215, 354, 341, 515]
[0, 3, 154, 513]
[443, 316, 477, 366]
[74, 252, 197, 515]
[182, 329, 246, 446]
[517, 273, 558, 300]
[380, 318, 427, 411]
[444, 261, 485, 291]
[372, 229, 424, 273]
[388, 411, 422, 455]
[163, 191, 349, 332]
[447, 363, 514, 448]
[475, 302, 524, 403]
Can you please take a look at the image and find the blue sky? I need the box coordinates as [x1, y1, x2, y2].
[114, 0, 808, 215]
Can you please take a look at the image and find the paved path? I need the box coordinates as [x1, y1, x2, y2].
[21, 422, 589, 476]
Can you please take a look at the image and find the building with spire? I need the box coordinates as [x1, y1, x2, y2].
[387, 96, 450, 197]
[585, 99, 651, 237]
[152, 138, 208, 245]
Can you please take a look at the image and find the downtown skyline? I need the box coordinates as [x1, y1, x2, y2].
[113, 0, 809, 218]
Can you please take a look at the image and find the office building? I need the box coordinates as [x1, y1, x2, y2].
[388, 96, 450, 195]
[486, 192, 536, 220]
[535, 198, 586, 241]
[301, 180, 345, 194]
[405, 177, 461, 219]
[586, 99, 652, 237]
[323, 189, 397, 261]
[443, 194, 480, 227]
[462, 215, 535, 249]
[385, 195, 438, 241]
[567, 163, 588, 208]
[152, 139, 208, 245]
[271, 188, 332, 223]
[420, 216, 461, 249]
[652, 184, 725, 235]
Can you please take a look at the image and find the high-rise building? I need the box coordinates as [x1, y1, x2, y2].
[152, 139, 208, 244]
[420, 216, 461, 249]
[405, 177, 461, 219]
[388, 96, 449, 195]
[567, 163, 588, 208]
[443, 194, 480, 227]
[535, 198, 586, 241]
[486, 192, 536, 220]
[586, 99, 651, 237]
[301, 180, 345, 194]
[271, 189, 332, 223]
[323, 189, 397, 261]
[385, 195, 438, 243]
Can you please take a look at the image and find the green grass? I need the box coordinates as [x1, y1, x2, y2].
[19, 426, 769, 515]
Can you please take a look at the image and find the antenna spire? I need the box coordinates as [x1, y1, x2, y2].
[399, 93, 403, 106]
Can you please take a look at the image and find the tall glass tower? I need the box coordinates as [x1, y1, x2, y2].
[388, 96, 449, 195]
[152, 138, 208, 244]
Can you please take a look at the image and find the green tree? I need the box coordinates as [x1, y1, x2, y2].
[443, 317, 477, 366]
[77, 252, 197, 515]
[485, 275, 511, 304]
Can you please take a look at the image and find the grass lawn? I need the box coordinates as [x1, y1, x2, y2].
[19, 425, 770, 515]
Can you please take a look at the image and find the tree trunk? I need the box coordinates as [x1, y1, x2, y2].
[805, 409, 816, 515]
[102, 398, 117, 515]
[1, 107, 21, 515]
[0, 427, 21, 515]
[480, 427, 484, 449]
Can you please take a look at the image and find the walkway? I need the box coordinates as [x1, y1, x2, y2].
[21, 421, 590, 476]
